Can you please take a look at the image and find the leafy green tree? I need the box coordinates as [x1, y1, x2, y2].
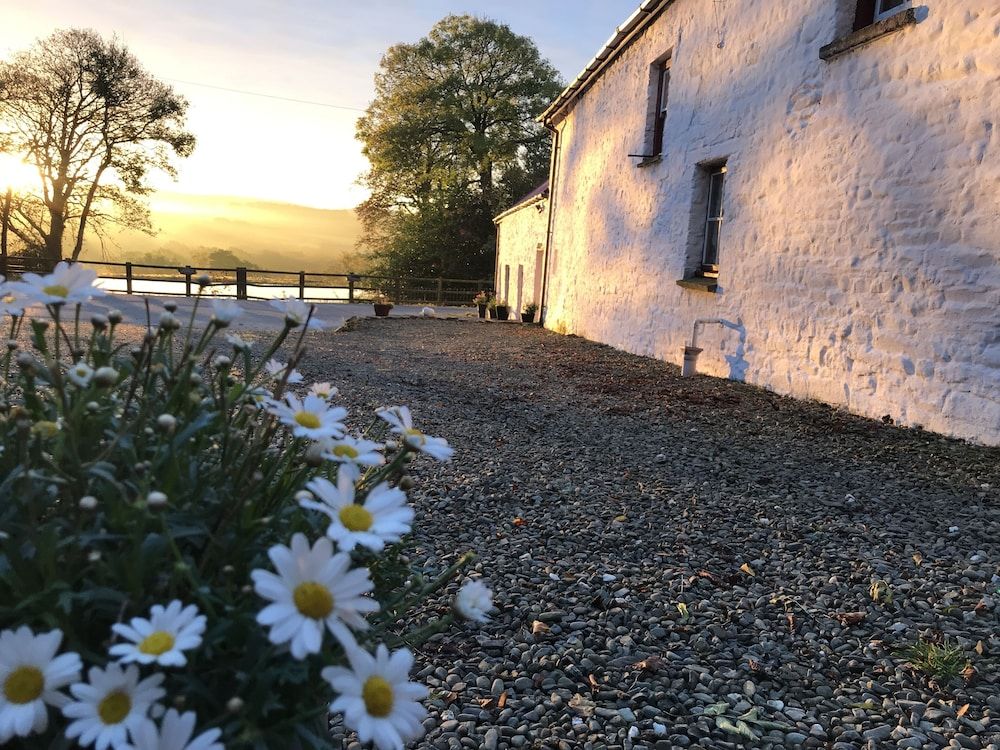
[0, 29, 194, 262]
[357, 15, 562, 280]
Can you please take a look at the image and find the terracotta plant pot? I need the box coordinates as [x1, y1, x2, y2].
[373, 303, 393, 317]
[477, 304, 487, 318]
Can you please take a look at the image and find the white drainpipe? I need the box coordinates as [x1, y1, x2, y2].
[682, 318, 726, 377]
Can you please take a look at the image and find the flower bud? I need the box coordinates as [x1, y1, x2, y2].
[294, 490, 314, 503]
[195, 273, 211, 287]
[5, 339, 17, 351]
[107, 309, 123, 324]
[399, 476, 415, 491]
[164, 302, 178, 313]
[156, 413, 177, 433]
[31, 421, 60, 440]
[213, 355, 232, 370]
[86, 401, 100, 413]
[87, 551, 101, 563]
[94, 367, 119, 387]
[79, 495, 98, 511]
[158, 312, 180, 331]
[304, 445, 326, 467]
[90, 314, 109, 331]
[226, 697, 244, 713]
[146, 491, 168, 509]
[189, 372, 203, 386]
[15, 351, 35, 374]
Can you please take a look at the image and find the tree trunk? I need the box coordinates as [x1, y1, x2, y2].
[45, 206, 66, 264]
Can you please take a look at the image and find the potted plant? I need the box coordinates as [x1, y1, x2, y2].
[522, 301, 539, 324]
[492, 298, 510, 321]
[373, 295, 394, 317]
[473, 290, 491, 318]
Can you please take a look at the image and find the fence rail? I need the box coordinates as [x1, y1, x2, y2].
[0, 256, 490, 306]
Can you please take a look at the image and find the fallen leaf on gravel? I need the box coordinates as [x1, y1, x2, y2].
[497, 691, 507, 709]
[912, 552, 923, 566]
[739, 563, 756, 576]
[531, 620, 549, 636]
[975, 640, 985, 655]
[476, 698, 494, 709]
[834, 612, 867, 626]
[962, 664, 977, 684]
[512, 517, 525, 527]
[695, 570, 724, 586]
[632, 655, 665, 673]
[568, 693, 595, 717]
[613, 514, 627, 522]
[957, 704, 970, 718]
[786, 613, 797, 633]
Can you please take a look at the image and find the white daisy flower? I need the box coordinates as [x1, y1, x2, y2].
[268, 393, 347, 440]
[376, 406, 453, 462]
[251, 533, 378, 659]
[0, 284, 27, 317]
[323, 640, 428, 750]
[317, 435, 385, 479]
[246, 386, 273, 408]
[454, 579, 494, 623]
[109, 601, 206, 668]
[10, 261, 107, 306]
[225, 333, 251, 352]
[130, 709, 224, 750]
[308, 382, 338, 400]
[0, 627, 82, 743]
[269, 298, 325, 329]
[264, 359, 304, 384]
[67, 361, 95, 388]
[210, 299, 242, 327]
[63, 663, 165, 750]
[302, 475, 411, 554]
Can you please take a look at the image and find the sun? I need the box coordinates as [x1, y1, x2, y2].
[0, 153, 39, 193]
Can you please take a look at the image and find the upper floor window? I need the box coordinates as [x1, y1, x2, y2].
[651, 59, 671, 156]
[854, 0, 908, 30]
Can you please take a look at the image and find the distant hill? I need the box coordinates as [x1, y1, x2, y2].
[79, 192, 368, 274]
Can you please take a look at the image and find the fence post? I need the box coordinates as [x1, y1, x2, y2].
[298, 271, 306, 300]
[348, 273, 357, 303]
[125, 262, 133, 295]
[181, 266, 193, 297]
[436, 277, 443, 305]
[236, 267, 247, 300]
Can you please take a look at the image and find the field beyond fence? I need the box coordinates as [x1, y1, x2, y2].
[0, 256, 490, 306]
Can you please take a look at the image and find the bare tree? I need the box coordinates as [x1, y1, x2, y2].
[0, 29, 194, 262]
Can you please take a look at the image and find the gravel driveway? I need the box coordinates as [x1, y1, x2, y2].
[299, 318, 999, 750]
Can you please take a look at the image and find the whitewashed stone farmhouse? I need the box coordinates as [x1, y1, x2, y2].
[495, 0, 1000, 444]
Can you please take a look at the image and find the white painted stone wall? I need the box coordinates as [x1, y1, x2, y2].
[544, 0, 1000, 444]
[495, 198, 548, 320]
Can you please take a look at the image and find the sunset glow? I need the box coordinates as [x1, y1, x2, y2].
[0, 153, 39, 194]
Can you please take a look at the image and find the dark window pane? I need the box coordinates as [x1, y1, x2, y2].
[703, 220, 721, 266]
[879, 0, 906, 11]
[707, 171, 725, 219]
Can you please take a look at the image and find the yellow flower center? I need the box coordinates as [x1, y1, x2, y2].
[3, 666, 44, 704]
[362, 676, 394, 718]
[333, 444, 359, 459]
[31, 421, 60, 439]
[98, 690, 132, 725]
[138, 631, 175, 656]
[339, 504, 373, 532]
[293, 581, 334, 619]
[42, 284, 69, 298]
[294, 411, 321, 429]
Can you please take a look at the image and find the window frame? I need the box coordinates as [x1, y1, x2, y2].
[701, 165, 727, 275]
[650, 58, 671, 157]
[873, 0, 909, 22]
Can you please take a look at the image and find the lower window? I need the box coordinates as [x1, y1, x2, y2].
[701, 166, 726, 276]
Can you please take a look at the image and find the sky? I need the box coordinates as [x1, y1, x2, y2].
[1, 0, 637, 210]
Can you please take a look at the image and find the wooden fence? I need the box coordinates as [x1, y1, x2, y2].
[0, 256, 489, 306]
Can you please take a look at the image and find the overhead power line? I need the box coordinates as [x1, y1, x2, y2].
[167, 78, 368, 112]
